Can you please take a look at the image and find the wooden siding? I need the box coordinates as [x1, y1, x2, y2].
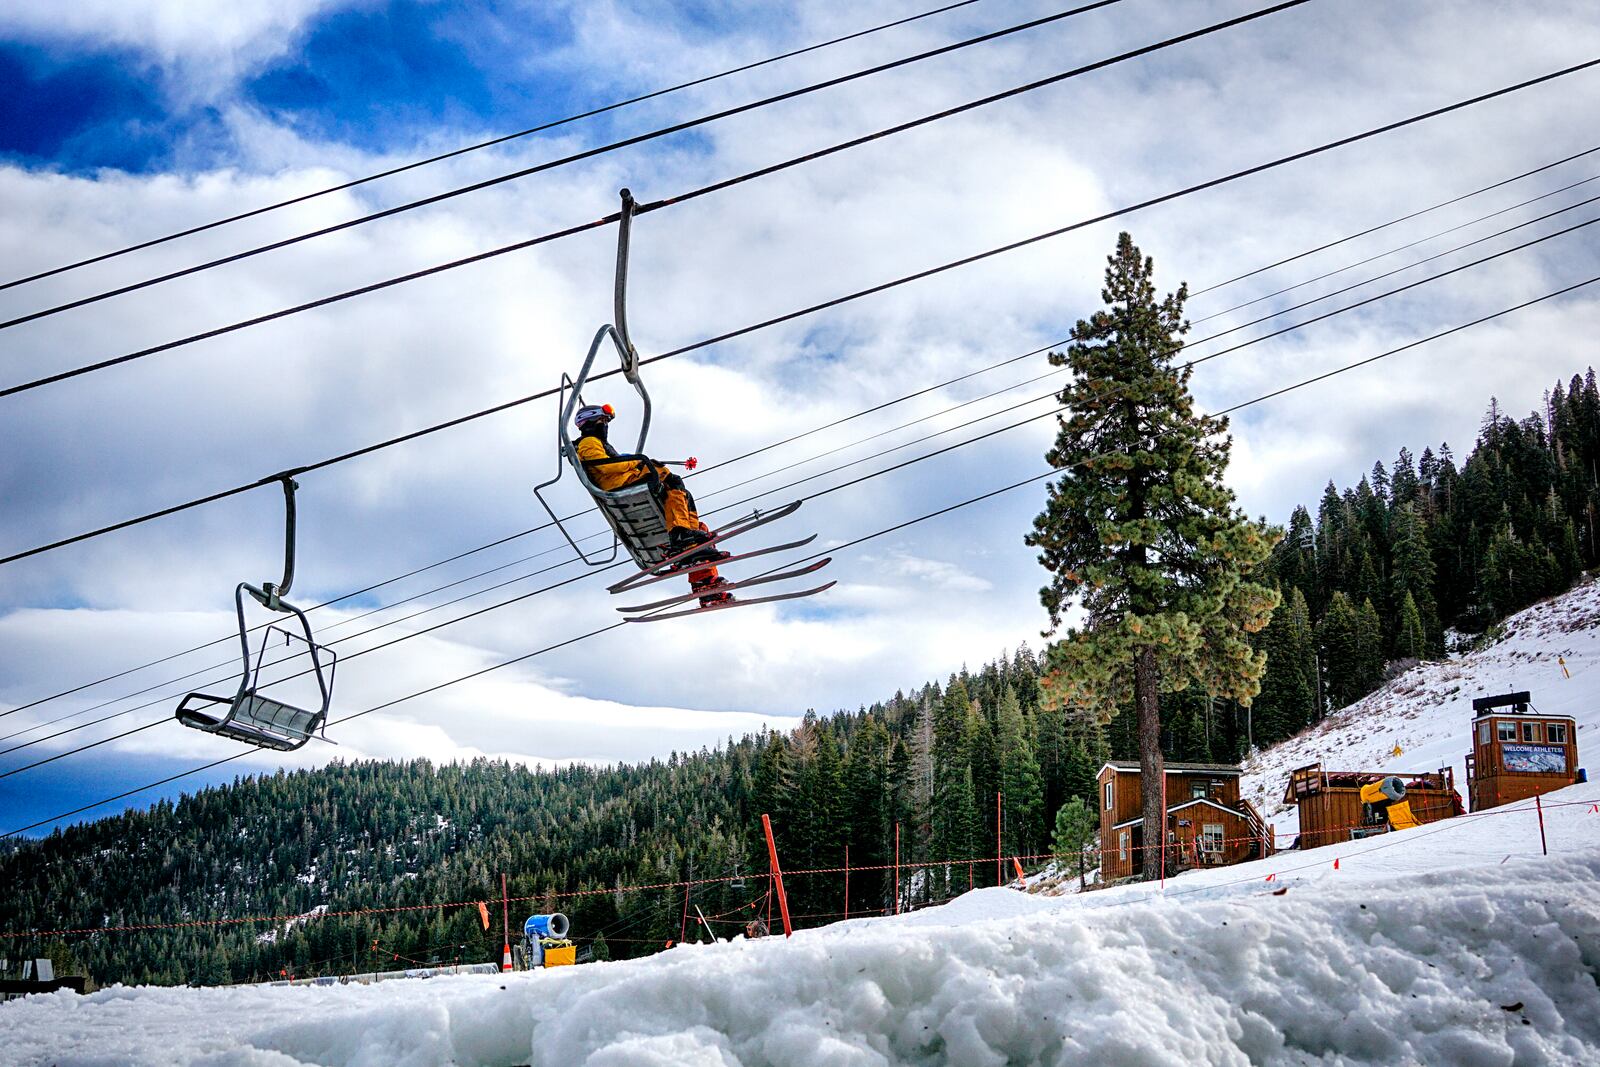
[1467, 714, 1579, 812]
[1096, 766, 1255, 881]
[1293, 786, 1457, 851]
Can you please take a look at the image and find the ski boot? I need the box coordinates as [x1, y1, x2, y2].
[667, 525, 729, 569]
[691, 573, 735, 609]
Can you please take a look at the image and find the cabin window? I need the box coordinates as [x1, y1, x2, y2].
[1118, 831, 1129, 862]
[1547, 722, 1568, 744]
[1104, 780, 1114, 812]
[1521, 722, 1542, 743]
[1191, 780, 1207, 799]
[1497, 720, 1517, 742]
[1478, 721, 1491, 745]
[1201, 824, 1224, 854]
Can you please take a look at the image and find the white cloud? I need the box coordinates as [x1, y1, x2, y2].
[0, 0, 350, 90]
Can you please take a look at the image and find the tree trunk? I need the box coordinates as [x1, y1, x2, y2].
[1135, 646, 1165, 881]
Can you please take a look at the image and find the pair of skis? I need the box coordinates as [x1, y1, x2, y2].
[610, 501, 835, 622]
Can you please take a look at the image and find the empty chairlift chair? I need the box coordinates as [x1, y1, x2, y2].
[175, 476, 337, 751]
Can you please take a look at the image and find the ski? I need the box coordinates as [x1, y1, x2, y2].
[607, 535, 818, 594]
[624, 581, 837, 623]
[606, 502, 805, 593]
[616, 558, 832, 613]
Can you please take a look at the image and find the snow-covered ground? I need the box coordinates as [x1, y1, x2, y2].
[1241, 575, 1600, 841]
[5, 584, 1599, 1066]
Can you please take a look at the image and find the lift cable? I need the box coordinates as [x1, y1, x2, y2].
[1190, 167, 1600, 322]
[1184, 211, 1600, 363]
[0, 0, 1133, 329]
[0, 0, 992, 293]
[1189, 141, 1600, 297]
[0, 399, 1075, 783]
[6, 53, 1593, 566]
[1, 377, 1068, 756]
[0, 342, 1057, 722]
[14, 194, 1564, 747]
[0, 396, 1067, 778]
[10, 266, 1597, 838]
[11, 196, 1575, 741]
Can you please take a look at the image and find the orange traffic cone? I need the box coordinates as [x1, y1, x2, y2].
[502, 943, 513, 972]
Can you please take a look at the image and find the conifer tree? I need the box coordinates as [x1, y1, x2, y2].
[1026, 233, 1280, 880]
[1395, 590, 1426, 660]
[1389, 501, 1440, 654]
[1317, 592, 1361, 709]
[997, 685, 1045, 856]
[1050, 798, 1096, 891]
[1357, 597, 1385, 693]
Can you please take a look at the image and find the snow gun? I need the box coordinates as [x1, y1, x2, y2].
[524, 913, 576, 968]
[1359, 776, 1420, 831]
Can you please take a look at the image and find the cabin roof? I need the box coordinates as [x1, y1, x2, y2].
[1110, 798, 1247, 830]
[1282, 767, 1457, 804]
[1100, 760, 1242, 778]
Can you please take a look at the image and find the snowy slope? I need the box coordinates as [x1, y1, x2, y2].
[5, 583, 1600, 1066]
[1241, 575, 1600, 841]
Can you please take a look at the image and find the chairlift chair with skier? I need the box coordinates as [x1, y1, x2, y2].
[533, 189, 835, 620]
[174, 476, 337, 751]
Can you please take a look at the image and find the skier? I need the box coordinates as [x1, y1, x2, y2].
[573, 403, 732, 605]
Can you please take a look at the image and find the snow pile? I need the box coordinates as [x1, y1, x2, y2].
[5, 779, 1599, 1066]
[1241, 576, 1600, 840]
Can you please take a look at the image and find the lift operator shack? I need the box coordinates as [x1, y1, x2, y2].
[1465, 691, 1580, 812]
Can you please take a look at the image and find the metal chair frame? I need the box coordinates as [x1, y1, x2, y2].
[175, 476, 337, 752]
[534, 188, 680, 570]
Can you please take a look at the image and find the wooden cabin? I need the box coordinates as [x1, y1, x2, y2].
[1465, 691, 1579, 812]
[1284, 762, 1459, 850]
[1097, 760, 1273, 882]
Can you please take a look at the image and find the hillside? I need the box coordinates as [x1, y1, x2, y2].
[1241, 573, 1600, 840]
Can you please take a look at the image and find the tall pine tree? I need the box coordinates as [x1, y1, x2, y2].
[1026, 233, 1279, 880]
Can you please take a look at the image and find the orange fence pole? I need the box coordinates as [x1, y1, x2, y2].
[844, 845, 850, 921]
[996, 791, 1003, 886]
[500, 873, 512, 972]
[761, 813, 793, 938]
[894, 821, 901, 915]
[1536, 794, 1549, 855]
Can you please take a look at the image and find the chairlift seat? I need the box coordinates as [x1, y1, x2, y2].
[573, 461, 676, 569]
[176, 690, 325, 752]
[174, 580, 336, 753]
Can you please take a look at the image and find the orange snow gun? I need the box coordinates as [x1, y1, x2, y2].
[1360, 777, 1420, 831]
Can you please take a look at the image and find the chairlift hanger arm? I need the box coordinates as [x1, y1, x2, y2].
[252, 474, 300, 610]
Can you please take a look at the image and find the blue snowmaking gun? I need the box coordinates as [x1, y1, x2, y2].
[524, 913, 575, 968]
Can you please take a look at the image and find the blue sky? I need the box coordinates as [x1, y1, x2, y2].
[3, 0, 1600, 838]
[1, 2, 588, 172]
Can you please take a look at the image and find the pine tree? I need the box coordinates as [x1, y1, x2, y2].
[1395, 590, 1426, 660]
[1050, 798, 1096, 891]
[1389, 501, 1440, 655]
[1357, 597, 1385, 693]
[997, 686, 1045, 858]
[1026, 232, 1280, 880]
[1317, 592, 1361, 709]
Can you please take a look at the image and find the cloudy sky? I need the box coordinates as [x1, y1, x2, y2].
[3, 0, 1598, 836]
